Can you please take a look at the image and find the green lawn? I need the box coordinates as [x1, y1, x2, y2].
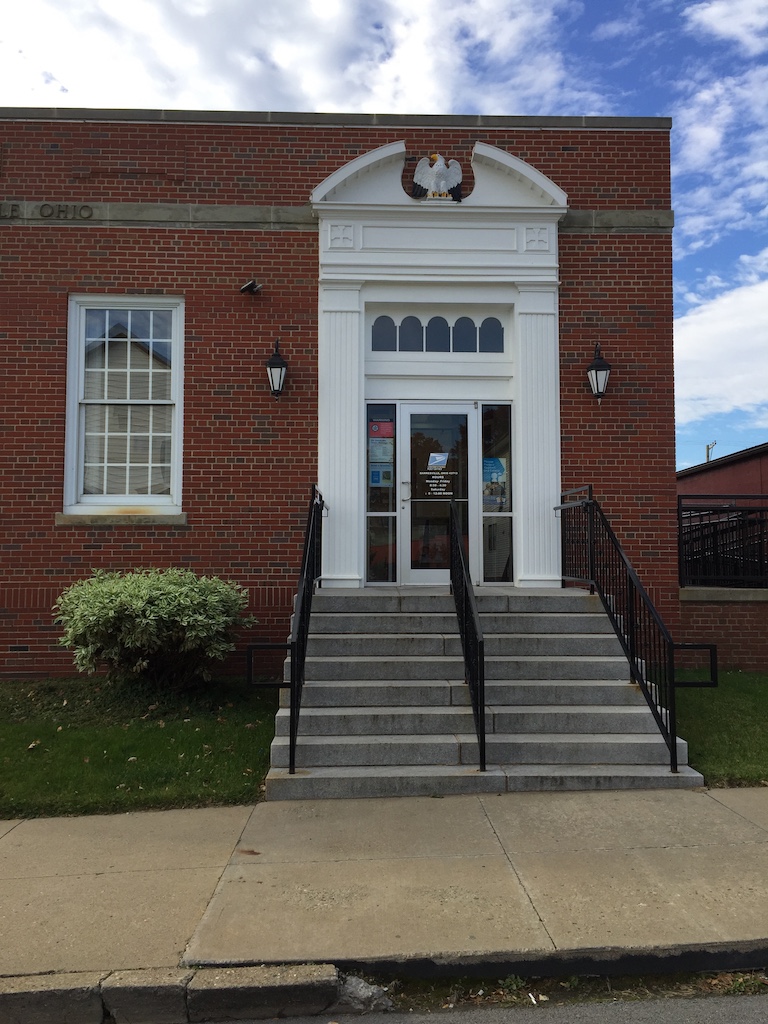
[0, 675, 278, 818]
[1, 667, 764, 818]
[676, 670, 768, 787]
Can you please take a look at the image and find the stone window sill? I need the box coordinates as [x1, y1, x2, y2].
[55, 513, 188, 526]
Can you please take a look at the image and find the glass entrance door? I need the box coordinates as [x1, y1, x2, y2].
[399, 404, 477, 585]
[365, 402, 512, 585]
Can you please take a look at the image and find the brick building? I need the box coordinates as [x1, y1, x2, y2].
[678, 445, 768, 671]
[677, 443, 768, 495]
[0, 109, 678, 677]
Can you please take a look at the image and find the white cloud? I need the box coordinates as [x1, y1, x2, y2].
[671, 65, 768, 257]
[683, 0, 768, 56]
[675, 278, 768, 424]
[1, 1, 234, 109]
[592, 7, 643, 42]
[738, 245, 768, 283]
[0, 0, 609, 114]
[673, 67, 768, 173]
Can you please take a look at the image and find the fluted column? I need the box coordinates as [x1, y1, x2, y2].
[516, 286, 562, 586]
[317, 286, 364, 587]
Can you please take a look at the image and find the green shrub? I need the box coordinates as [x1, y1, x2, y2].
[54, 568, 253, 689]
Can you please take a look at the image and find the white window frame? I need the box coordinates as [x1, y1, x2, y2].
[64, 295, 184, 515]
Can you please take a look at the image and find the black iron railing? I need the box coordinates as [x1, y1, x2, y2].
[246, 485, 324, 774]
[449, 500, 486, 771]
[558, 485, 717, 773]
[679, 494, 768, 588]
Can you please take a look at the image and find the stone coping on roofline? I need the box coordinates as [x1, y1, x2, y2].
[0, 107, 672, 130]
[680, 587, 768, 603]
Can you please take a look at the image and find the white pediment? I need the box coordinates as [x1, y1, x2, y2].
[466, 142, 567, 209]
[311, 141, 410, 205]
[311, 140, 567, 211]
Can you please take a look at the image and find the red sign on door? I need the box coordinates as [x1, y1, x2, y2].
[369, 421, 394, 437]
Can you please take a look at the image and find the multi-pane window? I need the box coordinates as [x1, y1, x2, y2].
[65, 296, 183, 514]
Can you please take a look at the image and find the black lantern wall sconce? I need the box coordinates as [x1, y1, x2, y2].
[237, 281, 286, 397]
[587, 343, 612, 404]
[265, 339, 287, 398]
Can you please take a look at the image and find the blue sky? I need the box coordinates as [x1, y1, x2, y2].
[2, 0, 767, 470]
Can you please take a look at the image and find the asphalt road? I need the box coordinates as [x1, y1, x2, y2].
[283, 997, 768, 1024]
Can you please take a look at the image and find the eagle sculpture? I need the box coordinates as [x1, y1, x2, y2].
[412, 152, 462, 202]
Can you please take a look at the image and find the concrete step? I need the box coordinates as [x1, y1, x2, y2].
[287, 679, 646, 708]
[490, 705, 658, 734]
[309, 612, 615, 635]
[275, 704, 657, 737]
[483, 680, 645, 706]
[270, 732, 685, 768]
[305, 632, 623, 658]
[310, 590, 601, 615]
[299, 655, 631, 681]
[270, 734, 464, 768]
[274, 706, 475, 736]
[284, 680, 456, 707]
[485, 733, 688, 766]
[265, 763, 705, 800]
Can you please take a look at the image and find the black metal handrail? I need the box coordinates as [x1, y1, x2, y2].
[679, 494, 768, 588]
[246, 485, 324, 774]
[558, 485, 717, 773]
[448, 500, 486, 771]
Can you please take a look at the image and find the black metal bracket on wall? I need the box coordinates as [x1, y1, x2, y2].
[245, 641, 290, 688]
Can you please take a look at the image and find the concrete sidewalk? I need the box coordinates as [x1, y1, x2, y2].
[2, 788, 768, 1021]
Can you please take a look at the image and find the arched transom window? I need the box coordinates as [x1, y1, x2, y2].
[372, 315, 504, 354]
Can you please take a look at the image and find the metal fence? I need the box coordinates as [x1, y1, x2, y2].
[679, 495, 768, 588]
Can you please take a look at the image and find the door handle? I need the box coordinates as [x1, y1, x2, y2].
[401, 481, 411, 503]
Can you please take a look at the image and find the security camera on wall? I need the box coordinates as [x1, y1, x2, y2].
[240, 280, 263, 294]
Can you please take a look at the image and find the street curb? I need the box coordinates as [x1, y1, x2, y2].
[3, 942, 768, 1023]
[328, 938, 768, 978]
[0, 964, 341, 1024]
[0, 972, 108, 1024]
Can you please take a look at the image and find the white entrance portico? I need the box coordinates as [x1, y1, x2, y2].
[311, 141, 567, 588]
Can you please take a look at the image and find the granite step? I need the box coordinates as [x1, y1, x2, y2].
[305, 632, 624, 658]
[265, 763, 705, 800]
[270, 733, 687, 769]
[287, 679, 647, 708]
[275, 704, 657, 737]
[310, 590, 603, 615]
[299, 655, 631, 681]
[309, 612, 616, 635]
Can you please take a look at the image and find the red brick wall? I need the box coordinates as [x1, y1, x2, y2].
[559, 230, 678, 626]
[1, 120, 671, 208]
[0, 115, 677, 675]
[1, 222, 319, 675]
[678, 451, 768, 494]
[680, 598, 768, 672]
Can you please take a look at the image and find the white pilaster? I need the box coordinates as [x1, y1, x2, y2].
[516, 287, 562, 586]
[317, 287, 364, 587]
